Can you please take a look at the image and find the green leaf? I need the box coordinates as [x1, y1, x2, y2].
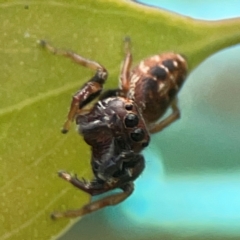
[0, 0, 240, 239]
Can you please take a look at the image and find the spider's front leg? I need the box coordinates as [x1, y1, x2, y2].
[56, 151, 144, 195]
[39, 40, 108, 133]
[51, 181, 134, 219]
[51, 153, 144, 219]
[51, 171, 134, 219]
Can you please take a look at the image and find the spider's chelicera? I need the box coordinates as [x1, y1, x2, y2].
[40, 38, 188, 219]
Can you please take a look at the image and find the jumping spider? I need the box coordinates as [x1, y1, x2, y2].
[40, 38, 187, 219]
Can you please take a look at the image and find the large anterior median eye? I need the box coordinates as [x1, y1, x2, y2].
[131, 128, 145, 142]
[124, 113, 139, 128]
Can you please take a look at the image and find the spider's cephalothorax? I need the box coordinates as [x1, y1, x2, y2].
[40, 38, 187, 219]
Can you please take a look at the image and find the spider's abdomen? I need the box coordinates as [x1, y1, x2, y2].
[128, 53, 188, 123]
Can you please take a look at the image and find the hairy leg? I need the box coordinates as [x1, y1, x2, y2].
[149, 98, 180, 134]
[119, 37, 132, 95]
[51, 182, 134, 219]
[39, 40, 108, 133]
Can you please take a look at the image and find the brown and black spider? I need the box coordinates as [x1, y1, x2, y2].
[39, 38, 188, 219]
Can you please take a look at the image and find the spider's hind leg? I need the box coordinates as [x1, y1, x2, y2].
[149, 98, 180, 134]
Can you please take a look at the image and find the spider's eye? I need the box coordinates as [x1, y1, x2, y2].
[124, 113, 139, 128]
[131, 128, 145, 142]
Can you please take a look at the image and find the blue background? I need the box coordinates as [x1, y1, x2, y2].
[137, 0, 240, 20]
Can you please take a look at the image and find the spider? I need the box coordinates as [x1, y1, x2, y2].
[40, 38, 187, 219]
